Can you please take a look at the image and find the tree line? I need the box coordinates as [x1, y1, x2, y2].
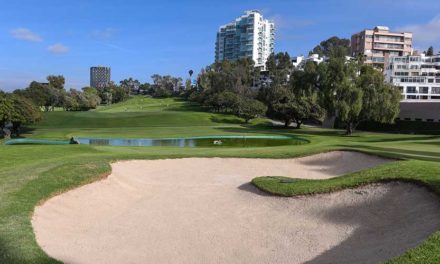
[0, 37, 402, 137]
[184, 45, 400, 134]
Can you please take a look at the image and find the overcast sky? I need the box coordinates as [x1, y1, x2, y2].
[1, 0, 440, 91]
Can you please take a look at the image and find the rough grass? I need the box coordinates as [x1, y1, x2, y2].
[1, 96, 440, 263]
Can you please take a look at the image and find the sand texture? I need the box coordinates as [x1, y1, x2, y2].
[32, 151, 440, 264]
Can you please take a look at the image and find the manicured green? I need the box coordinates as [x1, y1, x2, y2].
[1, 96, 440, 263]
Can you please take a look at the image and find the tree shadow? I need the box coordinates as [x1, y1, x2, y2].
[341, 144, 440, 161]
[210, 116, 245, 125]
[360, 135, 439, 143]
[214, 126, 299, 137]
[165, 103, 205, 112]
[304, 182, 440, 264]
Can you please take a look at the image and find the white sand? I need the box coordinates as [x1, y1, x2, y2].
[32, 151, 440, 264]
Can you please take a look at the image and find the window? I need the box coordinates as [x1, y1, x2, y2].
[429, 79, 434, 83]
[436, 79, 440, 83]
[432, 87, 440, 94]
[427, 119, 434, 122]
[395, 72, 409, 76]
[404, 118, 412, 121]
[401, 77, 425, 83]
[420, 87, 429, 94]
[372, 57, 385, 62]
[415, 118, 422, 121]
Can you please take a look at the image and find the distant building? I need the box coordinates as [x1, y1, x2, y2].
[398, 102, 440, 122]
[385, 53, 440, 101]
[90, 66, 111, 88]
[291, 54, 325, 69]
[215, 10, 275, 69]
[291, 54, 353, 69]
[351, 26, 413, 67]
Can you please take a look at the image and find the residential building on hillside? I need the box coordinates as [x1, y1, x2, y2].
[215, 10, 275, 69]
[90, 66, 111, 88]
[385, 54, 440, 101]
[291, 54, 353, 69]
[351, 26, 413, 67]
[291, 54, 325, 69]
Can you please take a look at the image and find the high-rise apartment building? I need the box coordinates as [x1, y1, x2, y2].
[351, 26, 413, 67]
[385, 54, 440, 101]
[215, 10, 275, 68]
[90, 66, 111, 88]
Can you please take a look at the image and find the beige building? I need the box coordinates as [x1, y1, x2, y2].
[351, 26, 413, 67]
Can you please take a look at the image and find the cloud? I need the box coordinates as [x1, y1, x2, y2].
[47, 43, 69, 54]
[397, 15, 440, 50]
[10, 28, 43, 42]
[91, 28, 116, 40]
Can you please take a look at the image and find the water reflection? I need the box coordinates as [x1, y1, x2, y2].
[75, 136, 306, 148]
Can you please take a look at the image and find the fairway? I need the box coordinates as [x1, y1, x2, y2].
[1, 97, 440, 263]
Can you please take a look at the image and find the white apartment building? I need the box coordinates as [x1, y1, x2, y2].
[291, 54, 324, 68]
[215, 10, 275, 68]
[385, 54, 440, 101]
[291, 54, 353, 69]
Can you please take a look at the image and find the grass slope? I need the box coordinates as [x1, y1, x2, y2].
[1, 96, 440, 263]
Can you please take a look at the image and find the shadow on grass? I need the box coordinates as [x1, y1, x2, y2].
[215, 126, 303, 137]
[210, 116, 245, 125]
[340, 144, 440, 161]
[165, 103, 206, 112]
[0, 236, 57, 264]
[237, 182, 271, 197]
[359, 135, 439, 143]
[305, 182, 440, 264]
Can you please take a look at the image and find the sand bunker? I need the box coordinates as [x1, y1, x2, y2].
[32, 151, 440, 264]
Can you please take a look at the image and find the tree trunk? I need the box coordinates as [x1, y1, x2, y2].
[12, 122, 21, 137]
[284, 119, 291, 128]
[296, 120, 302, 129]
[345, 123, 353, 135]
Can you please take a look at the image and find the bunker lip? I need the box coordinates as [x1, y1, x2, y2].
[32, 151, 440, 264]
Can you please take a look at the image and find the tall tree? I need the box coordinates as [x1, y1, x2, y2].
[234, 97, 267, 123]
[310, 36, 350, 57]
[0, 92, 14, 136]
[150, 74, 183, 97]
[120, 78, 141, 95]
[426, 46, 434, 56]
[0, 93, 41, 137]
[9, 94, 42, 136]
[321, 60, 401, 135]
[47, 75, 65, 90]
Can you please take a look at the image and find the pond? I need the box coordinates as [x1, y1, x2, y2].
[5, 136, 308, 148]
[75, 136, 308, 148]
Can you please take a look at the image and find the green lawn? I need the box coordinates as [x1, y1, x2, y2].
[1, 96, 440, 263]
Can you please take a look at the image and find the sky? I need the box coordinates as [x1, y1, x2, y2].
[1, 0, 440, 91]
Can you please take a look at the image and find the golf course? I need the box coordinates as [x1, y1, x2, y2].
[2, 96, 440, 263]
